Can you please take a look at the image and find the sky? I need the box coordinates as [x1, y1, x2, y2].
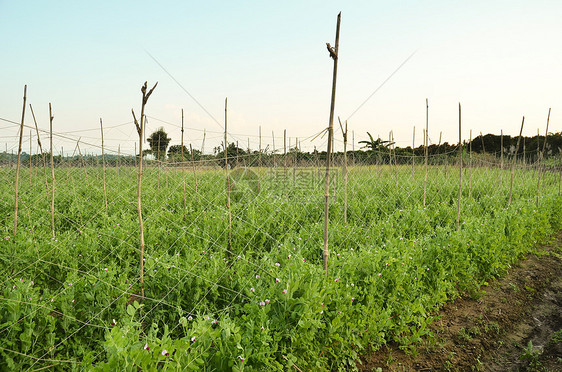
[1, 0, 561, 156]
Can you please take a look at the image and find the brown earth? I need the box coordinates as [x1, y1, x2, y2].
[360, 234, 562, 371]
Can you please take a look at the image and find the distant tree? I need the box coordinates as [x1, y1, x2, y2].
[215, 142, 246, 168]
[358, 132, 393, 152]
[168, 145, 189, 162]
[147, 127, 171, 161]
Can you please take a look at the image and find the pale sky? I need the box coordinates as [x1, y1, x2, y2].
[1, 0, 560, 156]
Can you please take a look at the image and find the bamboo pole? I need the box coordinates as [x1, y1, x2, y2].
[132, 81, 157, 300]
[225, 98, 232, 252]
[100, 119, 108, 212]
[536, 108, 550, 206]
[323, 12, 341, 274]
[423, 98, 428, 206]
[49, 103, 55, 239]
[76, 139, 89, 186]
[509, 116, 525, 206]
[181, 109, 186, 209]
[500, 130, 503, 190]
[338, 117, 348, 228]
[13, 85, 27, 236]
[190, 144, 197, 195]
[456, 103, 462, 231]
[436, 131, 442, 193]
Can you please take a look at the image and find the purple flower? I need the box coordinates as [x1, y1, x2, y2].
[275, 278, 280, 283]
[255, 274, 260, 279]
[282, 289, 287, 295]
[378, 273, 382, 277]
[335, 278, 339, 283]
[259, 301, 266, 306]
[144, 343, 150, 351]
[265, 299, 270, 305]
[260, 326, 265, 331]
[12, 285, 17, 290]
[188, 316, 193, 321]
[191, 336, 197, 342]
[161, 349, 169, 356]
[275, 262, 280, 267]
[111, 319, 116, 326]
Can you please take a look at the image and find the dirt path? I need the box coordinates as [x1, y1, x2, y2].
[360, 234, 562, 371]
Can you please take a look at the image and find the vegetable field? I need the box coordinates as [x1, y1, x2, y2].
[1, 157, 561, 370]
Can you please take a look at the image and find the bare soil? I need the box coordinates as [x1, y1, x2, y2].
[360, 233, 562, 371]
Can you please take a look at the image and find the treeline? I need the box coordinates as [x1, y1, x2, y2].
[2, 132, 561, 168]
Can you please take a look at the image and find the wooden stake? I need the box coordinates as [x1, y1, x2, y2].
[423, 99, 428, 206]
[500, 130, 503, 190]
[456, 103, 462, 231]
[49, 103, 55, 239]
[190, 144, 197, 196]
[76, 138, 89, 186]
[181, 109, 186, 209]
[225, 98, 232, 252]
[536, 108, 551, 206]
[132, 81, 157, 300]
[100, 118, 108, 212]
[509, 116, 525, 206]
[338, 117, 348, 228]
[323, 12, 341, 274]
[13, 85, 27, 236]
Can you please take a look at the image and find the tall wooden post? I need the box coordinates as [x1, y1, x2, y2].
[132, 81, 157, 299]
[13, 85, 27, 236]
[456, 103, 462, 231]
[339, 118, 348, 228]
[500, 130, 504, 190]
[100, 119, 108, 212]
[509, 117, 525, 206]
[49, 103, 55, 239]
[181, 109, 186, 209]
[225, 98, 232, 252]
[536, 108, 551, 206]
[323, 12, 341, 274]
